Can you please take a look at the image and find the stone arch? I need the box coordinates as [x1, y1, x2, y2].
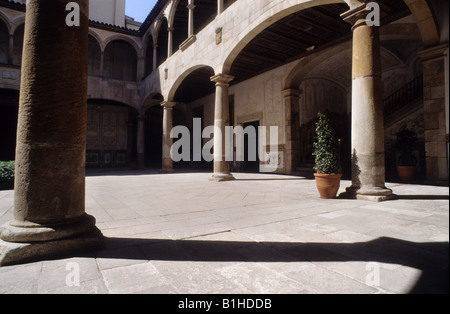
[284, 41, 352, 90]
[221, 0, 347, 74]
[88, 34, 102, 77]
[103, 39, 138, 82]
[402, 0, 440, 47]
[103, 34, 141, 58]
[167, 64, 216, 101]
[12, 23, 23, 66]
[88, 28, 104, 51]
[144, 33, 154, 77]
[0, 11, 11, 34]
[142, 92, 165, 114]
[0, 16, 9, 64]
[155, 16, 169, 67]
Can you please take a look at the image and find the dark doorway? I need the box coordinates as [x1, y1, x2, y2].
[0, 89, 19, 161]
[145, 106, 163, 168]
[243, 121, 260, 173]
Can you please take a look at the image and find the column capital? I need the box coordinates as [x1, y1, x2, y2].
[187, 3, 196, 10]
[161, 101, 177, 109]
[341, 4, 369, 27]
[282, 88, 302, 98]
[418, 43, 449, 63]
[211, 73, 235, 85]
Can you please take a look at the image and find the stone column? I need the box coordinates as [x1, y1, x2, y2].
[152, 43, 158, 70]
[282, 89, 301, 174]
[217, 0, 224, 15]
[340, 5, 394, 201]
[8, 34, 14, 65]
[210, 74, 235, 182]
[187, 0, 196, 38]
[136, 115, 146, 169]
[161, 101, 176, 173]
[167, 27, 174, 57]
[418, 44, 449, 184]
[99, 50, 105, 78]
[0, 0, 101, 266]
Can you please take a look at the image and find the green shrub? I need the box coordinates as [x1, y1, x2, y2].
[313, 113, 339, 174]
[0, 161, 15, 181]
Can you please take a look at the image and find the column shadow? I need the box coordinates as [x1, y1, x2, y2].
[91, 236, 449, 294]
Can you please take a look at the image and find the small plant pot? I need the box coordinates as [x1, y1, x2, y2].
[314, 173, 342, 199]
[397, 166, 416, 182]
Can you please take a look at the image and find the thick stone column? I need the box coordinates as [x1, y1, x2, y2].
[136, 115, 146, 169]
[161, 101, 176, 173]
[340, 5, 394, 201]
[418, 44, 449, 184]
[210, 74, 235, 182]
[0, 0, 102, 266]
[282, 89, 301, 174]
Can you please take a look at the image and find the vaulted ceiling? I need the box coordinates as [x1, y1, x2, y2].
[172, 0, 412, 102]
[230, 1, 411, 84]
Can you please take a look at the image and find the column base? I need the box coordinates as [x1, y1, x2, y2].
[159, 168, 175, 174]
[209, 173, 236, 182]
[0, 228, 103, 267]
[0, 214, 97, 243]
[339, 186, 397, 202]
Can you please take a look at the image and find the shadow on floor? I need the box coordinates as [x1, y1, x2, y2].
[88, 236, 448, 294]
[396, 195, 449, 200]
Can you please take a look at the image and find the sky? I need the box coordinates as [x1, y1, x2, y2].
[125, 0, 158, 23]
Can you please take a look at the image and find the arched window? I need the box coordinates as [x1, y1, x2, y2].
[156, 18, 169, 67]
[104, 40, 137, 82]
[13, 24, 24, 66]
[0, 19, 9, 65]
[88, 35, 101, 77]
[172, 0, 188, 54]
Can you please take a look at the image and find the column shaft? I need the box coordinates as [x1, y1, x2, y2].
[217, 0, 224, 15]
[187, 1, 195, 37]
[137, 115, 146, 169]
[167, 27, 174, 57]
[341, 6, 394, 201]
[0, 0, 101, 266]
[210, 74, 235, 181]
[161, 102, 176, 173]
[282, 89, 301, 174]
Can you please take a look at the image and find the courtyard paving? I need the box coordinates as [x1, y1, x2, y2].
[0, 170, 448, 294]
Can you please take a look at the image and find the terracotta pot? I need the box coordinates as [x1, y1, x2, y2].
[397, 166, 416, 182]
[314, 173, 342, 199]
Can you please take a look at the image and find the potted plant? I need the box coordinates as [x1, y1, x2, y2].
[396, 128, 417, 181]
[0, 161, 15, 191]
[312, 113, 342, 199]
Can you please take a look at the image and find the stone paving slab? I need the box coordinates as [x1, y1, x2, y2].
[0, 171, 448, 294]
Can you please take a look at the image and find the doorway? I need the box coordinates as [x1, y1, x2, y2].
[243, 121, 260, 173]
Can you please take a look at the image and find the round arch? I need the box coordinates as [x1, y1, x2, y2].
[103, 39, 138, 82]
[402, 0, 439, 47]
[221, 0, 346, 74]
[167, 64, 216, 101]
[141, 92, 165, 115]
[103, 34, 142, 58]
[0, 16, 10, 64]
[0, 11, 11, 34]
[88, 29, 104, 51]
